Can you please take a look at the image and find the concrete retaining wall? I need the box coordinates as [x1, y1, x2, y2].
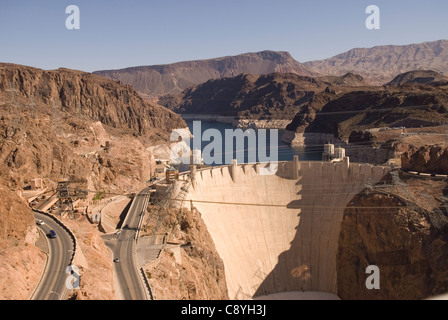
[182, 160, 390, 299]
[32, 209, 77, 265]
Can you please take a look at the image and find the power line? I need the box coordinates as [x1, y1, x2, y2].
[178, 103, 446, 116]
[149, 195, 439, 210]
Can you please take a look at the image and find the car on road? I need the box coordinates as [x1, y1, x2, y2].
[115, 230, 122, 235]
[123, 224, 129, 229]
[48, 230, 57, 239]
[36, 219, 45, 225]
[113, 258, 120, 263]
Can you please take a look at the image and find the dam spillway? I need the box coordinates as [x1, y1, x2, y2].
[179, 158, 390, 299]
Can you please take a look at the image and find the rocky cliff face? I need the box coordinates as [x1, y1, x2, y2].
[0, 166, 46, 299]
[0, 63, 187, 190]
[285, 78, 448, 145]
[305, 40, 448, 85]
[0, 63, 185, 139]
[94, 51, 316, 96]
[401, 145, 448, 174]
[337, 171, 448, 299]
[143, 207, 228, 300]
[161, 72, 371, 128]
[160, 73, 329, 125]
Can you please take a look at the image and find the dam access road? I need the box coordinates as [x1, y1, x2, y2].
[32, 212, 74, 300]
[104, 186, 151, 300]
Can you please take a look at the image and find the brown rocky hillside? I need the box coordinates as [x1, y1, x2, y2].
[0, 63, 186, 191]
[387, 70, 448, 86]
[286, 72, 448, 142]
[338, 170, 448, 299]
[305, 40, 448, 85]
[160, 72, 366, 127]
[94, 51, 316, 96]
[401, 145, 448, 174]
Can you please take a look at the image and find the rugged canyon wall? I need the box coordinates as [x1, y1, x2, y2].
[337, 171, 448, 299]
[142, 207, 228, 300]
[0, 63, 185, 140]
[0, 167, 46, 299]
[160, 73, 329, 126]
[0, 62, 187, 192]
[401, 145, 448, 174]
[286, 79, 448, 146]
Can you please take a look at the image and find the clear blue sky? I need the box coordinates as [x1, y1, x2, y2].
[0, 0, 447, 72]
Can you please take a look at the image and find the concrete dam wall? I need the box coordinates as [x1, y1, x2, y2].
[182, 158, 390, 299]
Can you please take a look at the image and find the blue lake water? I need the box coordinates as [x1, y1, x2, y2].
[185, 120, 322, 166]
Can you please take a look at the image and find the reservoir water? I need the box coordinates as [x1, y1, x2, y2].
[185, 120, 322, 166]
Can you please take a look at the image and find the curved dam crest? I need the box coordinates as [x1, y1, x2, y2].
[179, 158, 390, 299]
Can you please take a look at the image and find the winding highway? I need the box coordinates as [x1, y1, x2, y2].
[32, 212, 75, 300]
[105, 186, 152, 300]
[32, 185, 152, 300]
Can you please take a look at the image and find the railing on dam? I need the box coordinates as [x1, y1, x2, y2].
[176, 157, 391, 183]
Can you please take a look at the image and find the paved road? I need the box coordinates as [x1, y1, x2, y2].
[107, 186, 152, 300]
[32, 212, 74, 300]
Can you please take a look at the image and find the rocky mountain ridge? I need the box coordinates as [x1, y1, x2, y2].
[95, 40, 448, 97]
[94, 51, 315, 96]
[305, 40, 448, 85]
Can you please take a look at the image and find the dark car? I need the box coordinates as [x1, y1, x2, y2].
[48, 230, 57, 239]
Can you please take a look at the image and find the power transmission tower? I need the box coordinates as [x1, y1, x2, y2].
[6, 80, 18, 109]
[57, 179, 74, 218]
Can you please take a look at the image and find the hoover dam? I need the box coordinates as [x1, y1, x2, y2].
[175, 156, 390, 299]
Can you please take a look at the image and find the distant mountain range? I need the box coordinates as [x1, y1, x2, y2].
[94, 40, 448, 96]
[94, 51, 314, 96]
[305, 40, 448, 85]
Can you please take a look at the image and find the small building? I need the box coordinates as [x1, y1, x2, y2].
[155, 164, 166, 175]
[155, 159, 170, 165]
[322, 144, 346, 162]
[30, 178, 43, 190]
[322, 144, 334, 161]
[165, 166, 179, 183]
[334, 147, 345, 159]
